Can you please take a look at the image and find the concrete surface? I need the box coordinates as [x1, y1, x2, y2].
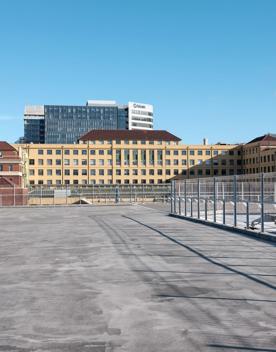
[0, 204, 276, 352]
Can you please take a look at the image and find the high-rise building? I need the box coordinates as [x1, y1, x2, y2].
[24, 100, 153, 144]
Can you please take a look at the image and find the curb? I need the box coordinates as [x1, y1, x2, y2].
[169, 213, 276, 243]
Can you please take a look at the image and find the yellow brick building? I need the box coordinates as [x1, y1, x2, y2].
[241, 134, 276, 174]
[16, 130, 243, 186]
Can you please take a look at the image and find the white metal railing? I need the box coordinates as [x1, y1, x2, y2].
[171, 172, 276, 235]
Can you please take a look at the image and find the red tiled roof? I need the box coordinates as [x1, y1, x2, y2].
[247, 134, 276, 145]
[0, 141, 16, 151]
[79, 130, 181, 142]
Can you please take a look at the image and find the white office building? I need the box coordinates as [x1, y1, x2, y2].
[128, 102, 153, 130]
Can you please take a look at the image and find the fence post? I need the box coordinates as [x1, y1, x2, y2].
[233, 175, 237, 227]
[184, 180, 187, 216]
[261, 173, 264, 232]
[197, 178, 200, 219]
[213, 177, 216, 222]
[13, 185, 16, 206]
[205, 199, 207, 220]
[223, 199, 226, 225]
[246, 201, 249, 229]
[40, 186, 42, 206]
[173, 181, 177, 214]
[191, 198, 193, 218]
[170, 182, 173, 213]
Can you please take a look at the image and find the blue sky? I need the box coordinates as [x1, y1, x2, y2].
[0, 0, 275, 144]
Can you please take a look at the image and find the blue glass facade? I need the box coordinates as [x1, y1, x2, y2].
[24, 118, 45, 143]
[44, 105, 124, 144]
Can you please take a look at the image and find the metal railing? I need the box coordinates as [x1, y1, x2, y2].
[0, 184, 171, 206]
[170, 172, 276, 235]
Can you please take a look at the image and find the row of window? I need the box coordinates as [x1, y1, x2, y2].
[30, 179, 164, 185]
[0, 165, 14, 171]
[29, 158, 240, 167]
[29, 167, 242, 178]
[244, 154, 275, 164]
[34, 148, 239, 156]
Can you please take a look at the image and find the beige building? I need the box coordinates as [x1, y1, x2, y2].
[241, 134, 276, 174]
[15, 130, 242, 186]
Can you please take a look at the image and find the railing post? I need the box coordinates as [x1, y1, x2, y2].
[170, 182, 173, 213]
[261, 173, 264, 232]
[197, 178, 200, 219]
[223, 199, 226, 225]
[178, 182, 181, 215]
[191, 198, 193, 218]
[13, 184, 16, 206]
[233, 175, 237, 227]
[205, 199, 207, 220]
[173, 181, 177, 214]
[40, 186, 42, 206]
[184, 180, 187, 216]
[246, 201, 249, 229]
[213, 177, 216, 222]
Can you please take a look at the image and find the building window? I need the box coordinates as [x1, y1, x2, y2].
[64, 169, 70, 176]
[82, 150, 87, 155]
[38, 159, 44, 166]
[29, 159, 35, 165]
[38, 149, 44, 155]
[82, 169, 87, 176]
[47, 150, 52, 155]
[116, 169, 121, 175]
[56, 170, 61, 176]
[189, 150, 195, 155]
[90, 169, 96, 176]
[90, 150, 96, 155]
[47, 159, 52, 166]
[64, 149, 70, 155]
[73, 150, 79, 155]
[56, 150, 61, 155]
[47, 170, 52, 176]
[73, 170, 78, 176]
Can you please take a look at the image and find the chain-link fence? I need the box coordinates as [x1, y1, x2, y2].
[0, 184, 171, 207]
[171, 172, 276, 235]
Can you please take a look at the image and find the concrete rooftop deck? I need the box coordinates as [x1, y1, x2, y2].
[0, 205, 276, 352]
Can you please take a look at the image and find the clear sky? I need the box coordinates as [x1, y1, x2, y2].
[0, 0, 275, 144]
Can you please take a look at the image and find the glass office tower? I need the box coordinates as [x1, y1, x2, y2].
[24, 100, 153, 143]
[44, 103, 120, 143]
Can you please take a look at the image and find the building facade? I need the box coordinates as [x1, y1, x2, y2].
[128, 102, 153, 130]
[241, 134, 276, 174]
[24, 100, 153, 144]
[0, 142, 27, 205]
[17, 130, 242, 186]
